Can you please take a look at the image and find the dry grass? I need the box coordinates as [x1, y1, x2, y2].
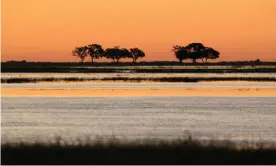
[2, 136, 276, 164]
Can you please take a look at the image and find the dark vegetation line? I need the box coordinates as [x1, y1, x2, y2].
[2, 137, 276, 164]
[3, 67, 276, 73]
[2, 77, 276, 83]
[71, 43, 220, 64]
[72, 44, 145, 64]
[3, 61, 275, 66]
[2, 63, 276, 73]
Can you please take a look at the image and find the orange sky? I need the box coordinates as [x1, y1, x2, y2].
[2, 0, 276, 62]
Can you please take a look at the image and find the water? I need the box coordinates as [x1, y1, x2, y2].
[2, 82, 276, 89]
[2, 96, 276, 142]
[2, 72, 276, 143]
[2, 72, 276, 79]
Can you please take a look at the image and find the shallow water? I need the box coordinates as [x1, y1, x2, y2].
[2, 82, 276, 89]
[2, 96, 276, 143]
[2, 72, 276, 79]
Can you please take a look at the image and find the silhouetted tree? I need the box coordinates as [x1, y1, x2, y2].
[186, 43, 206, 63]
[72, 46, 88, 63]
[87, 44, 105, 64]
[105, 46, 131, 63]
[105, 46, 120, 63]
[121, 48, 132, 60]
[172, 45, 189, 63]
[202, 47, 220, 63]
[173, 43, 220, 63]
[130, 48, 145, 63]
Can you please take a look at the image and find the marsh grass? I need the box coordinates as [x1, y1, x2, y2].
[2, 136, 276, 164]
[2, 76, 276, 83]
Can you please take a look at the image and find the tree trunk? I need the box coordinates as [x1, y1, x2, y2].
[200, 58, 204, 63]
[192, 59, 197, 63]
[91, 57, 94, 64]
[205, 58, 208, 63]
[179, 59, 183, 64]
[116, 58, 119, 63]
[133, 57, 137, 63]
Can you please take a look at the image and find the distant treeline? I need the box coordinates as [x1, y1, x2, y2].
[70, 43, 221, 64]
[72, 44, 145, 63]
[2, 60, 273, 67]
[5, 42, 269, 66]
[71, 43, 221, 64]
[4, 42, 271, 66]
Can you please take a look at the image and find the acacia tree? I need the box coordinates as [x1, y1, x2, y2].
[172, 45, 189, 63]
[173, 43, 220, 63]
[202, 47, 220, 63]
[186, 43, 206, 63]
[105, 46, 131, 63]
[105, 46, 120, 63]
[87, 44, 105, 64]
[130, 48, 145, 63]
[72, 46, 88, 63]
[121, 48, 132, 61]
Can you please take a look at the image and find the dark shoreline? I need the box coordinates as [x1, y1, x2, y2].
[2, 76, 276, 83]
[2, 61, 276, 73]
[3, 67, 276, 73]
[2, 137, 276, 165]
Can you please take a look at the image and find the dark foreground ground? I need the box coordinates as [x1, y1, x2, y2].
[2, 138, 276, 165]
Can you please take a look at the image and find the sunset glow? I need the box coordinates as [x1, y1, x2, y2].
[2, 0, 276, 62]
[3, 88, 276, 97]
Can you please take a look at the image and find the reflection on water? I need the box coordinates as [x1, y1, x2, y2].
[2, 96, 276, 142]
[2, 72, 276, 79]
[2, 82, 276, 89]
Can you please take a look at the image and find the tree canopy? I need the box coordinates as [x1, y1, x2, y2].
[172, 43, 220, 63]
[172, 45, 189, 63]
[72, 44, 145, 64]
[87, 44, 105, 64]
[72, 42, 219, 64]
[130, 48, 145, 63]
[105, 46, 132, 63]
[72, 46, 88, 63]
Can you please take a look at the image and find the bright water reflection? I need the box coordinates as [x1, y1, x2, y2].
[2, 96, 276, 143]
